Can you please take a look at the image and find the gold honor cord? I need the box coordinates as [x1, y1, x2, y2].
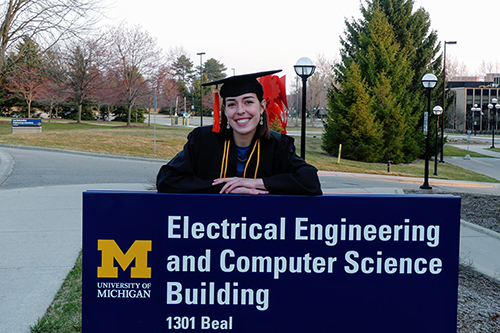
[220, 139, 261, 179]
[220, 139, 230, 178]
[243, 139, 260, 179]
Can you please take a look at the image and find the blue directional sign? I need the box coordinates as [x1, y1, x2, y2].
[11, 119, 42, 127]
[83, 192, 461, 332]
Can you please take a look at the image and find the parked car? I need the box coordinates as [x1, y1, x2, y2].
[178, 112, 191, 118]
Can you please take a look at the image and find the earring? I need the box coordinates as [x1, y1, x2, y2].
[259, 115, 263, 125]
[226, 122, 231, 129]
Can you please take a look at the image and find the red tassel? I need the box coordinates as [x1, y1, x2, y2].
[212, 85, 221, 133]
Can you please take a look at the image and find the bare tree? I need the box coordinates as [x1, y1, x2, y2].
[446, 55, 471, 80]
[8, 66, 45, 117]
[66, 35, 107, 123]
[306, 53, 337, 126]
[0, 0, 104, 78]
[37, 79, 71, 120]
[478, 60, 500, 78]
[106, 24, 164, 126]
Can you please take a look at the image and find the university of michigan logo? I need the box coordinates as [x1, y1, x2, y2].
[97, 240, 152, 278]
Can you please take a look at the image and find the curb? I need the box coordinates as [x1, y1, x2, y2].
[318, 170, 500, 188]
[0, 149, 14, 186]
[461, 219, 500, 242]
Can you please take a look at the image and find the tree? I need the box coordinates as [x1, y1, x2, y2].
[326, 0, 441, 163]
[170, 53, 195, 97]
[0, 0, 104, 78]
[323, 61, 383, 162]
[445, 56, 471, 80]
[37, 46, 71, 120]
[6, 36, 45, 117]
[203, 58, 226, 82]
[152, 64, 181, 116]
[107, 24, 164, 126]
[478, 60, 500, 78]
[66, 36, 105, 123]
[358, 8, 412, 162]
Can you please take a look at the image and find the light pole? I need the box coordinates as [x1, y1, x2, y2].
[488, 98, 500, 148]
[294, 57, 316, 160]
[420, 73, 438, 190]
[197, 52, 205, 126]
[433, 106, 443, 176]
[471, 104, 481, 136]
[440, 41, 457, 163]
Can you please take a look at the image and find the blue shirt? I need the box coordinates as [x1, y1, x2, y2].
[236, 145, 251, 177]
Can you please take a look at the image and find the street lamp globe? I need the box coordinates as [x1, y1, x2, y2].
[472, 104, 481, 112]
[433, 106, 443, 116]
[422, 73, 438, 89]
[294, 57, 316, 78]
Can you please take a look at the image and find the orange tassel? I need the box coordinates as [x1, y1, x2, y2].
[212, 85, 221, 133]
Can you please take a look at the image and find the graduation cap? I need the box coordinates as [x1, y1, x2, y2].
[202, 70, 282, 132]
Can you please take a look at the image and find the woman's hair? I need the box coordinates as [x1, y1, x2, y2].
[219, 95, 271, 141]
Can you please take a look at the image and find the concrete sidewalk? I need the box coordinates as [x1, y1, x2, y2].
[1, 183, 499, 332]
[0, 183, 150, 333]
[451, 143, 500, 158]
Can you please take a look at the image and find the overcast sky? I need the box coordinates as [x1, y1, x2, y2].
[101, 0, 499, 88]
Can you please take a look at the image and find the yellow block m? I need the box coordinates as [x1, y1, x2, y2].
[97, 240, 152, 278]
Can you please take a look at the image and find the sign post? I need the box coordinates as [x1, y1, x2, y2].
[83, 192, 461, 332]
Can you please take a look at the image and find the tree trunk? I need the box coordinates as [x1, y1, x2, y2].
[127, 103, 132, 126]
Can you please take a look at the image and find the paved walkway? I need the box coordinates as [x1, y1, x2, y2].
[1, 150, 500, 332]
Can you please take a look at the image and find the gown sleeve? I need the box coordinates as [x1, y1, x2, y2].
[156, 128, 222, 193]
[262, 133, 322, 195]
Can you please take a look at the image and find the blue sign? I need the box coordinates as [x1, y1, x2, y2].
[11, 118, 42, 127]
[83, 192, 461, 332]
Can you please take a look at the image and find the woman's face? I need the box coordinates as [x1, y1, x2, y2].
[224, 93, 265, 146]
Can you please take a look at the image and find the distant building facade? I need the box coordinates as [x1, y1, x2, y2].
[449, 74, 500, 132]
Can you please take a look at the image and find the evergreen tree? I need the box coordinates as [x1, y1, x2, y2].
[359, 8, 412, 163]
[327, 0, 441, 163]
[323, 61, 383, 162]
[203, 58, 227, 82]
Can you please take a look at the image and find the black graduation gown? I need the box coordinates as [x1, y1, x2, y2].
[156, 126, 322, 195]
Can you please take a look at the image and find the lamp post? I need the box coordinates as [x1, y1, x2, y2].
[433, 106, 443, 176]
[197, 52, 205, 126]
[420, 73, 438, 190]
[488, 98, 500, 148]
[471, 104, 481, 136]
[440, 41, 457, 163]
[294, 57, 316, 160]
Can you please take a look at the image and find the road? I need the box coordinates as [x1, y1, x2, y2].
[0, 146, 167, 190]
[1, 145, 499, 195]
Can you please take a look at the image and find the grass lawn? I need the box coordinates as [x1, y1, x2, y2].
[0, 118, 497, 331]
[1, 118, 497, 183]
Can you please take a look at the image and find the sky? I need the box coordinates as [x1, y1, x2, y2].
[100, 0, 499, 88]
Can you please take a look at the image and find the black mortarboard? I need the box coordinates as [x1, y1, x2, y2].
[202, 70, 282, 99]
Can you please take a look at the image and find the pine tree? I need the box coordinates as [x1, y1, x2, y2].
[360, 8, 412, 163]
[328, 0, 441, 163]
[323, 61, 383, 162]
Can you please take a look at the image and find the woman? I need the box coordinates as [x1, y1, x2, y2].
[156, 70, 322, 195]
